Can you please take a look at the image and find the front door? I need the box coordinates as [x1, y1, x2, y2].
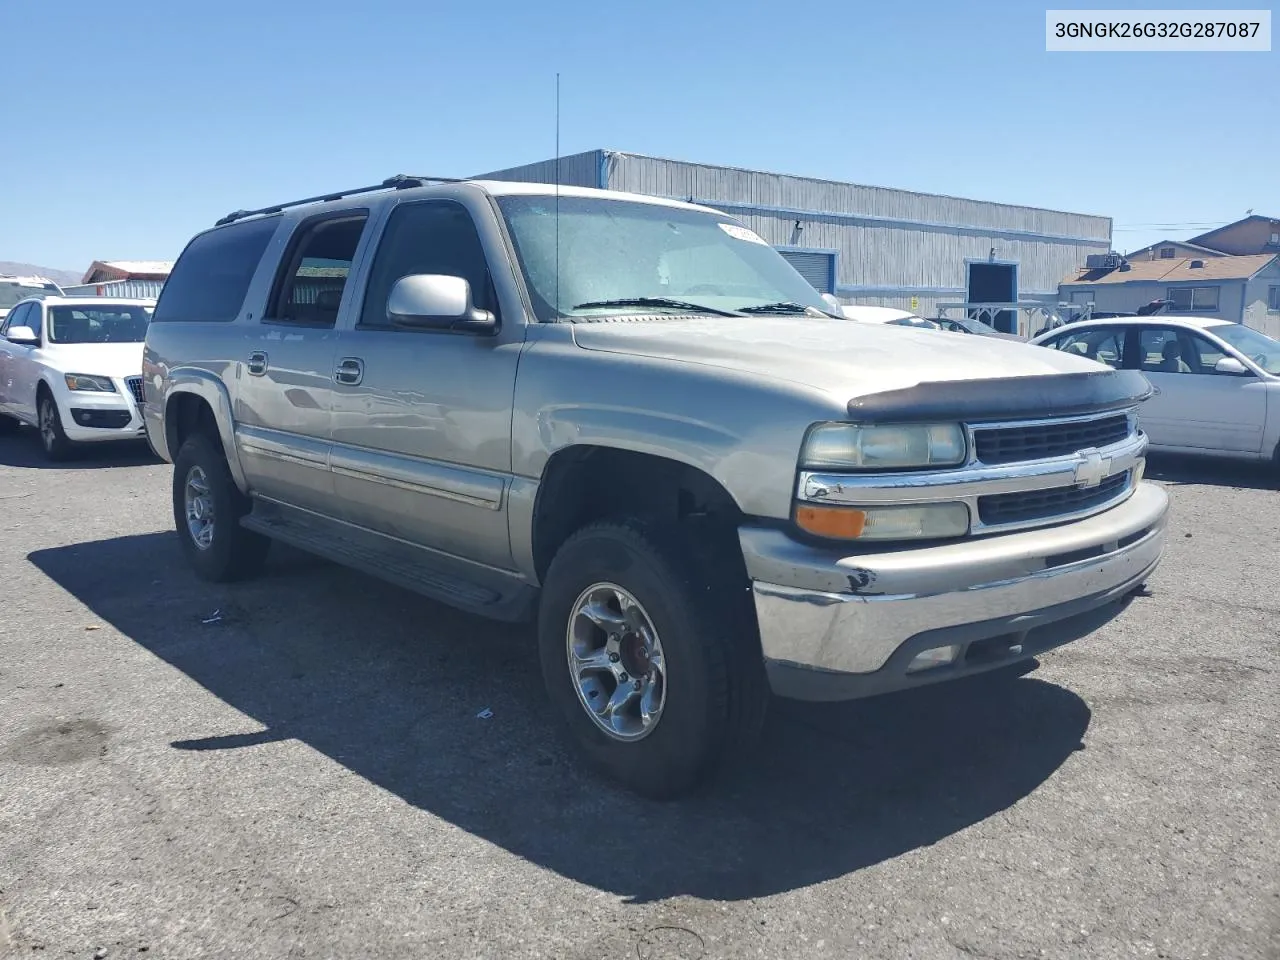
[0, 303, 32, 415]
[328, 198, 522, 571]
[1131, 325, 1268, 454]
[7, 301, 45, 423]
[233, 212, 370, 514]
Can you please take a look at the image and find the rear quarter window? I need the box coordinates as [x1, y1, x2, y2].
[152, 216, 281, 323]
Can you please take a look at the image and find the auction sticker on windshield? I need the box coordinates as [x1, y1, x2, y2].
[718, 223, 768, 245]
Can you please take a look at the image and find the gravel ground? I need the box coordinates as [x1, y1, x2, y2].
[1, 430, 1277, 960]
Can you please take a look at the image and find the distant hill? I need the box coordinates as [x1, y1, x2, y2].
[0, 261, 82, 287]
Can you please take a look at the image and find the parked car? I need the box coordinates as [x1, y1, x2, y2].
[145, 176, 1169, 798]
[1032, 316, 1280, 463]
[0, 296, 152, 459]
[840, 305, 940, 329]
[0, 276, 63, 322]
[934, 315, 1025, 341]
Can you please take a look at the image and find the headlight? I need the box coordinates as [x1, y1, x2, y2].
[64, 373, 117, 393]
[795, 502, 970, 541]
[801, 422, 966, 470]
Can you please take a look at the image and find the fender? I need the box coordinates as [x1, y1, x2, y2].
[162, 367, 249, 493]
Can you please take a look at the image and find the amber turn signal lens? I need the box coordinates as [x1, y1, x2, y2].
[795, 504, 867, 539]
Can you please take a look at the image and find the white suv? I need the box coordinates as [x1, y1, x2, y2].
[0, 296, 153, 460]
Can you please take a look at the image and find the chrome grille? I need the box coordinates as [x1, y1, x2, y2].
[973, 414, 1130, 465]
[125, 376, 145, 406]
[978, 472, 1130, 527]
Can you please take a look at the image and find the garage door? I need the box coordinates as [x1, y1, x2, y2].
[778, 250, 835, 294]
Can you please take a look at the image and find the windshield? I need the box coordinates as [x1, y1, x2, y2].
[1211, 323, 1280, 375]
[495, 195, 831, 321]
[48, 305, 151, 344]
[0, 283, 60, 310]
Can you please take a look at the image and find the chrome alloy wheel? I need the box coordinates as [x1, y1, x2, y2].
[566, 582, 667, 742]
[39, 398, 58, 452]
[184, 465, 216, 550]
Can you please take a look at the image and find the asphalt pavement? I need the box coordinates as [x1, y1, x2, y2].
[1, 429, 1277, 960]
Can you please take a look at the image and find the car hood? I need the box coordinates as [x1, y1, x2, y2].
[45, 342, 145, 379]
[570, 315, 1101, 400]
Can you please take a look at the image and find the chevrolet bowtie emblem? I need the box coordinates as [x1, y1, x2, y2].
[1073, 448, 1111, 489]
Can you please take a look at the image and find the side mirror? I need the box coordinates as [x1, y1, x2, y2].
[821, 293, 842, 313]
[5, 326, 39, 346]
[1214, 356, 1251, 376]
[387, 275, 496, 334]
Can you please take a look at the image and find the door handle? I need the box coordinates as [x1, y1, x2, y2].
[335, 357, 364, 386]
[246, 351, 268, 376]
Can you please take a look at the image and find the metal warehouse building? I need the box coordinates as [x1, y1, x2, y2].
[477, 149, 1112, 335]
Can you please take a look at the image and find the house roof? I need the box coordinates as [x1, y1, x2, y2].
[81, 260, 175, 283]
[1190, 214, 1278, 247]
[1062, 253, 1278, 286]
[1124, 238, 1225, 259]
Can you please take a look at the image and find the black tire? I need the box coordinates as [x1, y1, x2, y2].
[537, 518, 768, 800]
[172, 433, 270, 582]
[37, 391, 75, 461]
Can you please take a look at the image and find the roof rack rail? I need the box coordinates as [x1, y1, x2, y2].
[213, 174, 464, 227]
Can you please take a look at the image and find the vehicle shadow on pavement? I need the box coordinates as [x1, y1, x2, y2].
[1145, 452, 1278, 491]
[0, 432, 156, 469]
[29, 532, 1093, 903]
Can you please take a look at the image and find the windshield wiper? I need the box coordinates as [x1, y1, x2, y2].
[570, 297, 743, 318]
[736, 301, 832, 317]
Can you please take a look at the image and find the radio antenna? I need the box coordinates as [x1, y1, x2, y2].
[554, 72, 561, 319]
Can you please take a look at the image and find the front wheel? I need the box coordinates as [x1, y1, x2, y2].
[537, 519, 767, 799]
[38, 394, 75, 461]
[172, 433, 270, 582]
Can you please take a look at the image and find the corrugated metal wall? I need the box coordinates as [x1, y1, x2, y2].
[61, 279, 165, 299]
[475, 150, 603, 189]
[474, 150, 1112, 316]
[604, 153, 1110, 310]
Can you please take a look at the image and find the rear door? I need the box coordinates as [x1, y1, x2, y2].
[327, 197, 522, 570]
[1129, 325, 1267, 453]
[233, 211, 371, 515]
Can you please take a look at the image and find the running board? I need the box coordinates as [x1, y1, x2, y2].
[241, 500, 537, 622]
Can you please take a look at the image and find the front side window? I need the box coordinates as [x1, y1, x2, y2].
[3, 302, 32, 336]
[1137, 328, 1189, 373]
[1045, 327, 1125, 367]
[495, 195, 830, 322]
[267, 214, 367, 327]
[1211, 323, 1280, 375]
[1167, 286, 1219, 312]
[360, 200, 495, 328]
[47, 305, 150, 344]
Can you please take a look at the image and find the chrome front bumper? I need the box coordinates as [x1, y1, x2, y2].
[742, 481, 1169, 701]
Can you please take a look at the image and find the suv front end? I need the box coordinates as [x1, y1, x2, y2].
[740, 371, 1169, 700]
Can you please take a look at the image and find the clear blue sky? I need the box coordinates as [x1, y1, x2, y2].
[2, 0, 1275, 273]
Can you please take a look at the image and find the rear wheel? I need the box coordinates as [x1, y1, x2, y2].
[172, 433, 270, 582]
[38, 393, 75, 461]
[537, 518, 768, 800]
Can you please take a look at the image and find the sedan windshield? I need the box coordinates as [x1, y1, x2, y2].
[48, 305, 150, 344]
[1212, 323, 1280, 375]
[495, 195, 832, 321]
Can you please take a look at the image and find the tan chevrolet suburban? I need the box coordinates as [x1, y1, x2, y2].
[143, 175, 1168, 798]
